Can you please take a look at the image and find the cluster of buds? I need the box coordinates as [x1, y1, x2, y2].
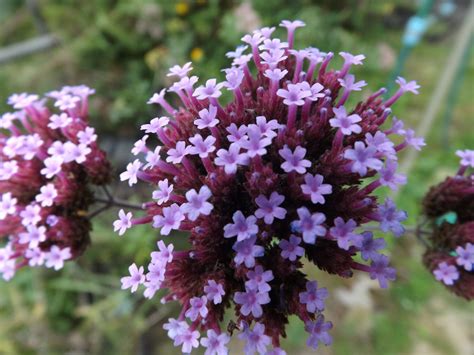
[116, 20, 424, 354]
[0, 86, 111, 280]
[422, 150, 474, 300]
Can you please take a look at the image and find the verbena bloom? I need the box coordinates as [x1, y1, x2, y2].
[329, 106, 362, 135]
[0, 86, 111, 280]
[113, 209, 133, 236]
[121, 263, 146, 292]
[299, 281, 328, 313]
[117, 20, 422, 353]
[300, 173, 332, 204]
[433, 262, 460, 286]
[279, 235, 304, 261]
[201, 330, 230, 355]
[422, 151, 473, 300]
[254, 192, 286, 225]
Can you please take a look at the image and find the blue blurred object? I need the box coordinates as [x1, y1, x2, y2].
[439, 0, 457, 17]
[402, 16, 432, 46]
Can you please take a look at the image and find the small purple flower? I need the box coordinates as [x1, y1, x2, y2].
[20, 204, 41, 226]
[121, 263, 146, 292]
[175, 327, 200, 354]
[163, 318, 187, 340]
[144, 147, 162, 169]
[131, 135, 148, 156]
[151, 240, 174, 265]
[200, 330, 230, 355]
[25, 247, 45, 267]
[246, 265, 274, 293]
[239, 322, 272, 355]
[241, 126, 272, 158]
[292, 207, 326, 244]
[377, 198, 407, 237]
[396, 76, 420, 94]
[195, 105, 219, 129]
[344, 141, 383, 176]
[152, 204, 185, 235]
[232, 235, 264, 268]
[369, 254, 396, 288]
[279, 19, 306, 31]
[166, 141, 191, 164]
[226, 45, 248, 58]
[224, 211, 258, 241]
[279, 145, 311, 174]
[152, 179, 173, 205]
[329, 217, 360, 250]
[193, 79, 224, 100]
[141, 116, 170, 134]
[279, 235, 305, 261]
[185, 295, 208, 321]
[55, 94, 81, 110]
[339, 52, 365, 66]
[300, 173, 332, 204]
[19, 225, 47, 248]
[305, 315, 333, 349]
[0, 160, 18, 180]
[48, 113, 72, 129]
[355, 231, 386, 261]
[120, 159, 142, 186]
[226, 123, 248, 145]
[433, 262, 460, 286]
[35, 184, 57, 207]
[455, 243, 474, 271]
[254, 192, 287, 225]
[113, 209, 133, 236]
[365, 131, 396, 160]
[8, 93, 39, 109]
[234, 287, 270, 318]
[277, 83, 311, 106]
[189, 134, 216, 158]
[181, 185, 213, 221]
[204, 279, 225, 304]
[223, 67, 244, 90]
[264, 68, 288, 82]
[379, 160, 407, 190]
[329, 106, 362, 135]
[40, 157, 63, 178]
[0, 192, 17, 219]
[338, 74, 367, 91]
[404, 129, 426, 151]
[299, 280, 328, 313]
[456, 149, 474, 168]
[77, 127, 97, 145]
[215, 144, 248, 175]
[251, 116, 282, 139]
[45, 246, 72, 270]
[167, 62, 193, 78]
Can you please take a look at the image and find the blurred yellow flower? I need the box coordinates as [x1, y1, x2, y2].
[191, 47, 204, 62]
[175, 2, 189, 16]
[145, 46, 168, 70]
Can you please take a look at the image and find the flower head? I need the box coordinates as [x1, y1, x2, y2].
[118, 20, 421, 353]
[421, 152, 474, 300]
[0, 86, 110, 280]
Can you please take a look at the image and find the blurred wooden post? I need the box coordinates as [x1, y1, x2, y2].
[0, 0, 58, 64]
[0, 35, 59, 64]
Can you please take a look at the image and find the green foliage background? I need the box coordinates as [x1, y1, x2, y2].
[0, 0, 473, 354]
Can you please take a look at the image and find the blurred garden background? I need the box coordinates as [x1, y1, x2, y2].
[0, 0, 473, 354]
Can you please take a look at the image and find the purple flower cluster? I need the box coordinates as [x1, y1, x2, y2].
[0, 86, 111, 280]
[423, 150, 474, 300]
[117, 20, 422, 353]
